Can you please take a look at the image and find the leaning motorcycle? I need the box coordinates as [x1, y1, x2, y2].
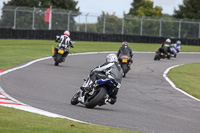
[53, 45, 68, 66]
[170, 46, 177, 58]
[118, 55, 131, 77]
[154, 47, 171, 61]
[71, 76, 119, 108]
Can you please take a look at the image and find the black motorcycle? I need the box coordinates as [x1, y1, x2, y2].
[118, 55, 131, 77]
[71, 75, 119, 108]
[53, 45, 69, 66]
[154, 47, 171, 61]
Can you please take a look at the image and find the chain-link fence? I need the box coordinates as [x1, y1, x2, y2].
[1, 6, 200, 39]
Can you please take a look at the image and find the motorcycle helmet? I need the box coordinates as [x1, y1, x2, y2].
[122, 41, 128, 46]
[106, 54, 118, 63]
[166, 38, 171, 44]
[176, 40, 181, 45]
[64, 30, 70, 37]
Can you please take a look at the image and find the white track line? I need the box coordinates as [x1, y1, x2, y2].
[163, 64, 200, 102]
[0, 52, 199, 124]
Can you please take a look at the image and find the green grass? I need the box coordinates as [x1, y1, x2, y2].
[0, 106, 137, 133]
[1, 39, 200, 70]
[168, 63, 200, 99]
[0, 39, 200, 133]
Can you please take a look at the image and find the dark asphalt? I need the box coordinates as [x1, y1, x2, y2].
[0, 52, 200, 133]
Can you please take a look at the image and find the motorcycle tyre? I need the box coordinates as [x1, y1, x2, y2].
[167, 54, 171, 60]
[54, 54, 62, 66]
[121, 64, 127, 77]
[85, 87, 107, 108]
[154, 52, 160, 61]
[174, 53, 177, 58]
[71, 92, 79, 105]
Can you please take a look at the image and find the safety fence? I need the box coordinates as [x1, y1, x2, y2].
[1, 6, 200, 39]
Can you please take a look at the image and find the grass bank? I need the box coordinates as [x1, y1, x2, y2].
[0, 106, 137, 133]
[168, 63, 200, 99]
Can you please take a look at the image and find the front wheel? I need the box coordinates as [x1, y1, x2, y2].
[85, 87, 107, 108]
[71, 92, 80, 105]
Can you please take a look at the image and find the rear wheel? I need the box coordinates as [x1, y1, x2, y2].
[121, 64, 128, 77]
[85, 87, 107, 108]
[54, 54, 62, 66]
[154, 52, 160, 61]
[167, 53, 171, 59]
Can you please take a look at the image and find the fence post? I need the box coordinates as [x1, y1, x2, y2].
[85, 13, 89, 32]
[159, 17, 164, 37]
[48, 6, 52, 30]
[13, 7, 18, 29]
[32, 7, 36, 30]
[178, 19, 183, 38]
[122, 16, 125, 34]
[199, 22, 200, 39]
[103, 15, 106, 34]
[67, 11, 72, 30]
[140, 16, 144, 35]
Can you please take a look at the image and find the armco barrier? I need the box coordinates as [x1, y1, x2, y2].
[0, 28, 199, 46]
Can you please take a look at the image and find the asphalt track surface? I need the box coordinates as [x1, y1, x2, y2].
[0, 52, 200, 133]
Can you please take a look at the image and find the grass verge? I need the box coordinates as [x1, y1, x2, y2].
[0, 106, 137, 133]
[168, 63, 200, 99]
[1, 39, 200, 70]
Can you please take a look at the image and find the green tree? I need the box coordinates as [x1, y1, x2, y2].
[0, 0, 79, 30]
[3, 0, 79, 11]
[173, 0, 200, 19]
[97, 12, 122, 34]
[128, 0, 162, 17]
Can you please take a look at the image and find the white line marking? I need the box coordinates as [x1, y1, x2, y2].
[163, 64, 200, 102]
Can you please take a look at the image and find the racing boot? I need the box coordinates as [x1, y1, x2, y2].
[108, 87, 119, 105]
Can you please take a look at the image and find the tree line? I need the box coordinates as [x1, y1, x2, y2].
[1, 0, 200, 39]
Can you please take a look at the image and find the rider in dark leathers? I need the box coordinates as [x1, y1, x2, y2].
[160, 38, 172, 54]
[52, 30, 74, 60]
[82, 54, 123, 105]
[117, 41, 133, 69]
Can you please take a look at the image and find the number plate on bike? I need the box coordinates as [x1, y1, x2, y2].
[122, 58, 127, 63]
[58, 49, 64, 54]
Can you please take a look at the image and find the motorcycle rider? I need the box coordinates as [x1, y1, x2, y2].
[160, 38, 172, 54]
[52, 30, 74, 61]
[81, 54, 123, 105]
[174, 40, 181, 53]
[117, 41, 133, 70]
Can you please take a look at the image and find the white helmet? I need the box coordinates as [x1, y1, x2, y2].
[176, 40, 181, 45]
[64, 30, 70, 37]
[166, 38, 171, 43]
[106, 54, 118, 63]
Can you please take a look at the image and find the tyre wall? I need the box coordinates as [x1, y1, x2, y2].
[0, 28, 199, 46]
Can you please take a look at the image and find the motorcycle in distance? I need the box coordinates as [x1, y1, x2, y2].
[154, 46, 171, 61]
[118, 55, 131, 77]
[53, 42, 74, 66]
[170, 46, 177, 58]
[71, 75, 119, 108]
[170, 43, 181, 58]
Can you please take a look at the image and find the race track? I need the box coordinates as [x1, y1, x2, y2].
[0, 52, 200, 133]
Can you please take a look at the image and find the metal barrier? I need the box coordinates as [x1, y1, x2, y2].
[1, 6, 200, 39]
